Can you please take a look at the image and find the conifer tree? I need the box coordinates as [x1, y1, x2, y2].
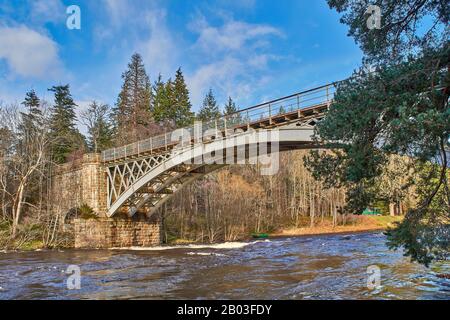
[223, 96, 241, 126]
[152, 76, 176, 128]
[21, 90, 43, 128]
[114, 53, 154, 143]
[152, 69, 194, 128]
[306, 0, 450, 265]
[173, 68, 194, 127]
[152, 73, 166, 123]
[223, 97, 238, 115]
[19, 90, 44, 149]
[197, 89, 221, 121]
[163, 78, 176, 123]
[15, 90, 50, 215]
[48, 85, 85, 163]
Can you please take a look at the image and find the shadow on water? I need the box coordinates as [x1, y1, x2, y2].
[0, 231, 448, 300]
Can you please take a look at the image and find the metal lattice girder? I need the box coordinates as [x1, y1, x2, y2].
[106, 153, 172, 210]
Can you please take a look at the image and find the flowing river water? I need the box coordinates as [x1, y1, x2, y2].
[0, 231, 448, 300]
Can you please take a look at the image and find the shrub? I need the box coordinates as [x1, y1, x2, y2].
[78, 204, 98, 220]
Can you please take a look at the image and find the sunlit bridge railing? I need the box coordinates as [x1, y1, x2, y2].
[102, 83, 336, 162]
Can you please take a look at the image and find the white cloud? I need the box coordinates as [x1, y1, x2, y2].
[187, 53, 279, 107]
[139, 9, 179, 79]
[188, 57, 242, 107]
[102, 0, 134, 28]
[29, 0, 66, 25]
[247, 53, 281, 69]
[101, 0, 157, 30]
[96, 1, 179, 78]
[187, 16, 284, 108]
[93, 0, 142, 45]
[216, 0, 256, 10]
[191, 17, 283, 55]
[0, 25, 62, 78]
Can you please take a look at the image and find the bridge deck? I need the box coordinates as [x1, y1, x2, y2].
[102, 83, 336, 164]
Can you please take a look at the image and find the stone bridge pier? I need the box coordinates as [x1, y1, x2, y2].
[53, 153, 161, 248]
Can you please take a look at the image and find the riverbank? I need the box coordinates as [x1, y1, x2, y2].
[270, 215, 403, 238]
[168, 215, 403, 244]
[1, 215, 403, 251]
[0, 220, 72, 251]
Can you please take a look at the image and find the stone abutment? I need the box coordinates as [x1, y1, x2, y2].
[52, 153, 161, 248]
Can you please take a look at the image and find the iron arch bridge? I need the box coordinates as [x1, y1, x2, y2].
[102, 83, 336, 217]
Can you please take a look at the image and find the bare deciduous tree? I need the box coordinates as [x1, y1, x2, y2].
[0, 103, 51, 238]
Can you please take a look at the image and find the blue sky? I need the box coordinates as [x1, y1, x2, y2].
[0, 0, 363, 129]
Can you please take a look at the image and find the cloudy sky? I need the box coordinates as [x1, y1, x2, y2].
[0, 0, 362, 123]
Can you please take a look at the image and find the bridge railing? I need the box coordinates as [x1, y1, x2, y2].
[102, 83, 336, 162]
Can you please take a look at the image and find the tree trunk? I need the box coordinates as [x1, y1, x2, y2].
[12, 180, 26, 238]
[389, 202, 396, 216]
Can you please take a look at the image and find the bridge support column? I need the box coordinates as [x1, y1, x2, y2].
[74, 214, 161, 248]
[73, 154, 161, 248]
[54, 154, 162, 248]
[80, 153, 108, 217]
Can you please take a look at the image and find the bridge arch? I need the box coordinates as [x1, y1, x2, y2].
[103, 83, 335, 217]
[106, 125, 318, 217]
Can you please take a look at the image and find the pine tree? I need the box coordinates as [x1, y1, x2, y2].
[223, 96, 241, 127]
[114, 53, 154, 144]
[173, 68, 194, 127]
[163, 78, 175, 123]
[197, 89, 221, 121]
[152, 76, 175, 127]
[81, 101, 113, 153]
[19, 90, 44, 148]
[15, 90, 49, 216]
[223, 97, 237, 115]
[152, 69, 194, 129]
[48, 85, 85, 163]
[152, 73, 165, 121]
[21, 90, 43, 127]
[309, 0, 449, 265]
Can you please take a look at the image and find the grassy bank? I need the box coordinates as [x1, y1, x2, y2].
[271, 215, 403, 238]
[0, 220, 72, 251]
[166, 215, 404, 244]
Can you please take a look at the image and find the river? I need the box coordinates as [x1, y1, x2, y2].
[0, 231, 448, 300]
